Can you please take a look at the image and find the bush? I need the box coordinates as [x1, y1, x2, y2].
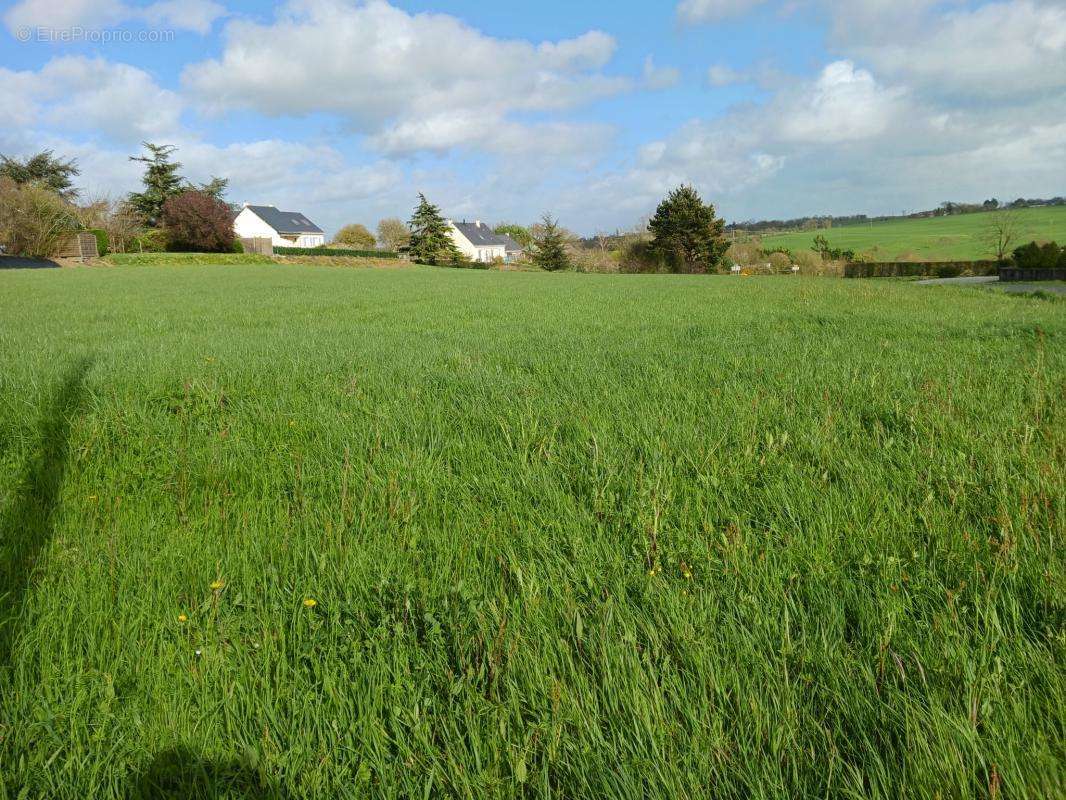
[231, 239, 245, 254]
[1012, 241, 1064, 270]
[135, 228, 167, 252]
[811, 234, 856, 262]
[333, 224, 376, 249]
[0, 178, 80, 258]
[274, 246, 399, 259]
[160, 190, 235, 253]
[88, 228, 109, 256]
[768, 252, 792, 273]
[619, 238, 669, 273]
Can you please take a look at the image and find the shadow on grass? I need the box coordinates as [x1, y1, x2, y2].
[0, 255, 62, 269]
[0, 356, 92, 666]
[125, 747, 288, 800]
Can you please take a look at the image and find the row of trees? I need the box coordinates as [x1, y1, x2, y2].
[333, 219, 410, 251]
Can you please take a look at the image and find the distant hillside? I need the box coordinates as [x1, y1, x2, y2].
[727, 197, 1065, 234]
[754, 206, 1066, 262]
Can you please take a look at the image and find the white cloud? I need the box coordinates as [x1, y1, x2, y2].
[0, 57, 182, 143]
[183, 0, 628, 155]
[845, 0, 1066, 97]
[4, 0, 225, 35]
[140, 0, 227, 35]
[777, 60, 906, 144]
[677, 0, 768, 24]
[643, 57, 681, 90]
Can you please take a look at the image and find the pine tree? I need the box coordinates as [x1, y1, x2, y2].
[648, 185, 728, 273]
[531, 214, 571, 272]
[127, 143, 186, 226]
[407, 193, 463, 265]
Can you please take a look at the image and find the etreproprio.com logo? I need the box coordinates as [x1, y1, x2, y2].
[16, 26, 176, 43]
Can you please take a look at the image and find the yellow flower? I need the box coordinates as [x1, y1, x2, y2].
[87, 494, 97, 502]
[303, 598, 317, 608]
[210, 580, 225, 590]
[178, 614, 188, 622]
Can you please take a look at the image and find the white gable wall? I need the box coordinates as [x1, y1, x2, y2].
[447, 222, 506, 263]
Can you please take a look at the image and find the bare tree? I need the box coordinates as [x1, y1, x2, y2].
[982, 210, 1020, 261]
[376, 217, 410, 251]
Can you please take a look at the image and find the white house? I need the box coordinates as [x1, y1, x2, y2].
[447, 220, 523, 263]
[233, 204, 325, 248]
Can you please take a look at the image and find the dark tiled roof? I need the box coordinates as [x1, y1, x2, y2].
[497, 234, 523, 253]
[452, 220, 519, 250]
[245, 205, 323, 234]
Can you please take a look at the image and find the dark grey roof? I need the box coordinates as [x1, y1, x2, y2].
[497, 234, 523, 253]
[452, 220, 522, 251]
[245, 205, 323, 234]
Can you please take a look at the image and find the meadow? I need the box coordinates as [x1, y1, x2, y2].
[0, 263, 1063, 798]
[757, 205, 1066, 261]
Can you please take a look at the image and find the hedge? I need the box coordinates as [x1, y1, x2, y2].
[844, 260, 1002, 279]
[274, 246, 399, 259]
[87, 228, 109, 257]
[1012, 241, 1066, 270]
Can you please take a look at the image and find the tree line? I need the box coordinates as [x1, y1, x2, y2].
[0, 144, 735, 273]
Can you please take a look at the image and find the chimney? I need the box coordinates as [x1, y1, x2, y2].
[475, 219, 482, 227]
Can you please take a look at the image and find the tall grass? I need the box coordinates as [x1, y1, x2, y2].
[0, 264, 1063, 798]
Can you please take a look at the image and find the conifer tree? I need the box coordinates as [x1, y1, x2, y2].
[407, 193, 463, 265]
[648, 185, 728, 273]
[0, 150, 80, 199]
[127, 143, 186, 226]
[531, 214, 571, 272]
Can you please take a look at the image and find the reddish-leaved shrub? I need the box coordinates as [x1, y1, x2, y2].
[161, 190, 235, 253]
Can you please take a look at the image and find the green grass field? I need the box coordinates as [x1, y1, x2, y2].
[1, 264, 1063, 798]
[758, 206, 1066, 262]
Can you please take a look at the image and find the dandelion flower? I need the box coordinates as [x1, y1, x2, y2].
[303, 598, 317, 608]
[178, 614, 187, 622]
[210, 579, 225, 590]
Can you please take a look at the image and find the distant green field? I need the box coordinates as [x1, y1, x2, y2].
[1, 265, 1063, 798]
[758, 206, 1066, 261]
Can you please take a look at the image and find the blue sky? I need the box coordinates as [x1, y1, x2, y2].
[2, 0, 1064, 236]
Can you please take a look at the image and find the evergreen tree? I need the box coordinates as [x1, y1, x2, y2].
[648, 185, 728, 273]
[531, 214, 571, 272]
[408, 193, 462, 265]
[197, 176, 229, 202]
[127, 143, 186, 226]
[0, 150, 80, 199]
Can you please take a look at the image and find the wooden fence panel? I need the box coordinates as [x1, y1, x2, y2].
[55, 232, 99, 260]
[240, 237, 273, 256]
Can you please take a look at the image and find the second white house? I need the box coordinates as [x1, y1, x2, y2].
[447, 220, 523, 263]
